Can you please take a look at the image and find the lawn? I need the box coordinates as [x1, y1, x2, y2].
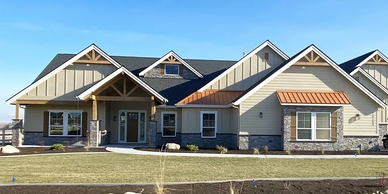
[0, 153, 387, 183]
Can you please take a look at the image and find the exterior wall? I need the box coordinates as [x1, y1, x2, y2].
[363, 64, 388, 88]
[155, 107, 182, 133]
[144, 64, 198, 79]
[282, 106, 386, 151]
[181, 133, 237, 149]
[240, 66, 381, 137]
[23, 132, 87, 145]
[108, 101, 151, 144]
[238, 135, 282, 150]
[354, 71, 388, 122]
[181, 107, 238, 134]
[209, 46, 285, 90]
[20, 64, 116, 101]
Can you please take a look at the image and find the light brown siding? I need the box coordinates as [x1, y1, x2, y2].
[240, 66, 380, 136]
[155, 108, 183, 133]
[209, 46, 286, 90]
[181, 108, 238, 134]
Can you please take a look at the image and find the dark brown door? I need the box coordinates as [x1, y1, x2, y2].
[126, 112, 139, 142]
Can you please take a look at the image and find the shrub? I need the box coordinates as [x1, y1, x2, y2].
[50, 144, 64, 151]
[262, 145, 269, 153]
[321, 150, 325, 155]
[63, 141, 70, 148]
[216, 145, 228, 154]
[285, 150, 291, 155]
[186, 144, 198, 152]
[39, 141, 45, 147]
[253, 148, 260, 155]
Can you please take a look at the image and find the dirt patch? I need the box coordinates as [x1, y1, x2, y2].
[136, 147, 387, 155]
[0, 147, 107, 156]
[1, 179, 387, 194]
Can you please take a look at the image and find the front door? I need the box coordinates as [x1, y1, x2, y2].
[118, 110, 147, 143]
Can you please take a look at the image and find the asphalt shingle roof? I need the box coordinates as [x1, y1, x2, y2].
[30, 54, 236, 105]
[339, 50, 375, 73]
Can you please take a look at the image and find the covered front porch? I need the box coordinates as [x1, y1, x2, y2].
[78, 68, 165, 147]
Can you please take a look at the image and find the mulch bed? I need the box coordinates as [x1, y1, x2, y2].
[1, 179, 387, 194]
[136, 147, 388, 155]
[0, 147, 107, 156]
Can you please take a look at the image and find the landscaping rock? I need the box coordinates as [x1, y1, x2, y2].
[165, 143, 180, 150]
[1, 145, 20, 153]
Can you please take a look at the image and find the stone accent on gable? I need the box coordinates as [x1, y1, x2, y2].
[144, 64, 198, 79]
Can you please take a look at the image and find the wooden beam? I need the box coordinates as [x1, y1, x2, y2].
[304, 55, 311, 62]
[16, 100, 91, 105]
[313, 55, 320, 62]
[294, 62, 330, 66]
[111, 85, 124, 96]
[160, 61, 182, 64]
[15, 102, 20, 119]
[73, 59, 111, 64]
[123, 76, 126, 95]
[310, 51, 314, 63]
[95, 96, 150, 101]
[150, 96, 156, 121]
[93, 76, 123, 95]
[92, 50, 96, 60]
[92, 95, 98, 120]
[126, 86, 138, 97]
[94, 54, 102, 61]
[85, 53, 92, 60]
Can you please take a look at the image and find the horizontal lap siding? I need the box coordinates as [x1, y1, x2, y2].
[240, 66, 380, 136]
[23, 64, 116, 100]
[209, 46, 285, 91]
[181, 108, 236, 134]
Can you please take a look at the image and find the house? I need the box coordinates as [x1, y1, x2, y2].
[6, 40, 388, 151]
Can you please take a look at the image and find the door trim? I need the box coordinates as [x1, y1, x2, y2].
[118, 110, 147, 143]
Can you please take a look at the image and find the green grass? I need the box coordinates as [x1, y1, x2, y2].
[0, 153, 387, 183]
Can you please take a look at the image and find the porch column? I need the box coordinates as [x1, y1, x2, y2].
[150, 96, 156, 121]
[11, 119, 23, 147]
[15, 102, 20, 120]
[91, 95, 98, 120]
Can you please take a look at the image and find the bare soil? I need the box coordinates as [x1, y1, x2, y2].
[0, 147, 107, 156]
[1, 179, 387, 194]
[136, 147, 388, 155]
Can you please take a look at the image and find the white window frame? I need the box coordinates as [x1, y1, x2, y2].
[161, 111, 177, 137]
[165, 64, 179, 75]
[200, 111, 217, 138]
[296, 112, 331, 141]
[48, 110, 83, 137]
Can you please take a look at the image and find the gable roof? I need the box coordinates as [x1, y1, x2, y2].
[339, 50, 388, 95]
[7, 50, 236, 105]
[6, 44, 125, 104]
[77, 67, 167, 102]
[197, 40, 289, 92]
[138, 50, 203, 78]
[232, 45, 387, 108]
[276, 90, 351, 106]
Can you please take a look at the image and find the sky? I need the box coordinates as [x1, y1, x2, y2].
[0, 0, 387, 122]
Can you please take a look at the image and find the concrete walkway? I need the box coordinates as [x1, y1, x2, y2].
[106, 147, 388, 159]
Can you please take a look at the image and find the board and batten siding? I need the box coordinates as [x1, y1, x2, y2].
[353, 71, 388, 122]
[20, 64, 116, 101]
[240, 66, 381, 136]
[181, 108, 239, 134]
[209, 46, 285, 91]
[23, 103, 109, 133]
[363, 64, 388, 88]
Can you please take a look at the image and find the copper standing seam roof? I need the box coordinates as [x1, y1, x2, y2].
[276, 90, 351, 105]
[177, 90, 245, 105]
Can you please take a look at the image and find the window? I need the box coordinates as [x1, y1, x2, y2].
[201, 111, 217, 138]
[297, 112, 330, 141]
[49, 111, 82, 136]
[161, 112, 177, 137]
[165, 64, 179, 75]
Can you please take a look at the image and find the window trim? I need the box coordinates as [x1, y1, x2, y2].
[296, 112, 331, 141]
[200, 111, 217, 138]
[48, 110, 83, 137]
[164, 64, 179, 75]
[161, 111, 177, 137]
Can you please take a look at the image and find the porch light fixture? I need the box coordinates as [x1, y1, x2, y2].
[259, 112, 263, 118]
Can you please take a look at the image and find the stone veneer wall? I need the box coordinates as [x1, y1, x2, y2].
[144, 64, 198, 79]
[157, 133, 182, 147]
[282, 106, 386, 151]
[148, 121, 157, 148]
[181, 133, 237, 149]
[238, 135, 282, 150]
[23, 132, 87, 146]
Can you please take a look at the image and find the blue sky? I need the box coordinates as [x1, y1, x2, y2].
[0, 0, 387, 122]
